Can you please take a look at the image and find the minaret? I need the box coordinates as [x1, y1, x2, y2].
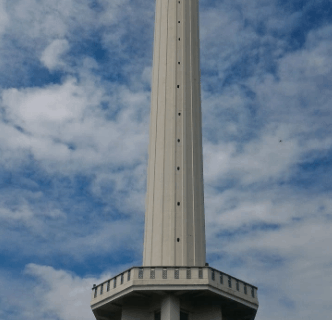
[90, 1, 259, 319]
[143, 0, 206, 267]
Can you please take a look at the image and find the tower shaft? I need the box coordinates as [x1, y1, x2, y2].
[143, 0, 206, 267]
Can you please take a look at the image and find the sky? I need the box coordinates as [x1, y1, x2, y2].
[0, 0, 331, 319]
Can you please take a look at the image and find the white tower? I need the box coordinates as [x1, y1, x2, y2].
[143, 0, 205, 268]
[90, 1, 259, 319]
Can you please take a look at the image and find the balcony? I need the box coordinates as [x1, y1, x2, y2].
[91, 266, 258, 313]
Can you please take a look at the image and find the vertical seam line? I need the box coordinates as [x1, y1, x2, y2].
[161, 0, 170, 265]
[190, 0, 196, 266]
[151, 0, 163, 266]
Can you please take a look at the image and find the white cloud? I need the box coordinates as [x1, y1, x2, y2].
[41, 39, 70, 70]
[204, 126, 301, 186]
[0, 76, 149, 172]
[22, 264, 100, 320]
[0, 197, 65, 224]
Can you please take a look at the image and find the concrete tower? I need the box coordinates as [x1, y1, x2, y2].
[143, 0, 205, 268]
[90, 1, 259, 319]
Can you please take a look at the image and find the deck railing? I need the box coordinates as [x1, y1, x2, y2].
[91, 266, 258, 302]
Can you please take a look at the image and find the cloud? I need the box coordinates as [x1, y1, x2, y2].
[0, 75, 149, 173]
[0, 264, 100, 320]
[0, 0, 9, 37]
[41, 39, 70, 70]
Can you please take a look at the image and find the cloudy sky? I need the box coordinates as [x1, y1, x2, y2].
[0, 0, 331, 319]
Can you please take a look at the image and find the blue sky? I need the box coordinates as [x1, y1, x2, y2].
[0, 0, 331, 319]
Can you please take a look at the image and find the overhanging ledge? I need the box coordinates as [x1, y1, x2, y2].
[91, 266, 258, 314]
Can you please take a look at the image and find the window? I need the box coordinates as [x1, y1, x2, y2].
[199, 268, 203, 279]
[127, 270, 131, 281]
[186, 268, 191, 279]
[150, 268, 155, 279]
[100, 284, 103, 294]
[211, 270, 215, 281]
[121, 274, 124, 284]
[138, 268, 144, 279]
[175, 269, 179, 279]
[162, 268, 167, 279]
[244, 285, 247, 295]
[107, 280, 110, 291]
[220, 273, 223, 284]
[113, 278, 116, 288]
[236, 281, 239, 291]
[94, 287, 97, 298]
[228, 276, 232, 288]
[251, 287, 255, 298]
[177, 202, 180, 206]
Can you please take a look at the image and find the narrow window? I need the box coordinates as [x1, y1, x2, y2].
[199, 268, 203, 279]
[236, 281, 240, 291]
[139, 268, 144, 279]
[162, 268, 167, 279]
[175, 269, 179, 279]
[107, 280, 110, 291]
[251, 287, 255, 298]
[127, 270, 131, 281]
[186, 268, 191, 279]
[93, 286, 97, 298]
[244, 285, 247, 295]
[228, 276, 232, 288]
[100, 284, 103, 295]
[220, 273, 223, 284]
[113, 278, 116, 288]
[211, 270, 215, 281]
[150, 268, 155, 279]
[177, 238, 180, 242]
[121, 274, 124, 284]
[177, 202, 180, 206]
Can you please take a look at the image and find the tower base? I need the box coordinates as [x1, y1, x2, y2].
[120, 293, 222, 320]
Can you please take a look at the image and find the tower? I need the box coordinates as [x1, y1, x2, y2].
[90, 1, 259, 319]
[143, 0, 205, 268]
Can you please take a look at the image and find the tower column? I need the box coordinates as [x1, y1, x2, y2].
[161, 294, 180, 320]
[143, 0, 206, 267]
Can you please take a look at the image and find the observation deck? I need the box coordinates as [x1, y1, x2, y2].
[91, 266, 258, 320]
